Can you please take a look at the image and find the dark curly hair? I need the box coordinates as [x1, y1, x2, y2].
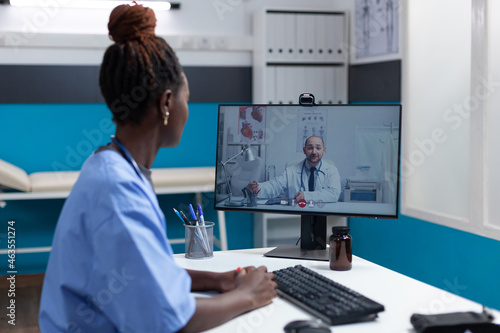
[99, 3, 184, 125]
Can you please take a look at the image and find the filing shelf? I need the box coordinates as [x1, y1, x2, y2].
[253, 9, 348, 105]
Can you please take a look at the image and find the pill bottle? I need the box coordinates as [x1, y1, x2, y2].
[329, 226, 352, 271]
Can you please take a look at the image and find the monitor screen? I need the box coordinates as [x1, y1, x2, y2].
[214, 103, 401, 261]
[214, 104, 401, 219]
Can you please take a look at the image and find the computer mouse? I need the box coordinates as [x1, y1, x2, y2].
[283, 319, 331, 333]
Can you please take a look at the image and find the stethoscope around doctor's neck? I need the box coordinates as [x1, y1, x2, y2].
[299, 159, 323, 191]
[111, 135, 145, 182]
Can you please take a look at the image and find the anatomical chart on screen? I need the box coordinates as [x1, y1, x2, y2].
[238, 106, 267, 144]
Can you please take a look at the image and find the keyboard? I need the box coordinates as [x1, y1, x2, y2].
[273, 265, 385, 326]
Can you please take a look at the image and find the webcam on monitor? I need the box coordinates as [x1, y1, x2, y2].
[299, 93, 315, 106]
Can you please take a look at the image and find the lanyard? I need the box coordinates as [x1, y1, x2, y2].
[111, 135, 144, 181]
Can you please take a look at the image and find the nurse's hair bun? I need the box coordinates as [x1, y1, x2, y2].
[108, 2, 157, 43]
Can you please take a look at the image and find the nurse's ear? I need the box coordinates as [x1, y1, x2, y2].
[157, 89, 173, 125]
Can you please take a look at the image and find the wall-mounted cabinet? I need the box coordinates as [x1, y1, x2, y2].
[253, 9, 348, 105]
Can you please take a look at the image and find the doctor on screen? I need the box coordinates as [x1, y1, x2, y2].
[247, 136, 341, 203]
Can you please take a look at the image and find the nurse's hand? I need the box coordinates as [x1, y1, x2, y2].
[215, 267, 254, 293]
[182, 266, 277, 332]
[234, 265, 277, 309]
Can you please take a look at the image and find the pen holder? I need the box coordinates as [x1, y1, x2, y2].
[184, 222, 214, 259]
[241, 187, 257, 207]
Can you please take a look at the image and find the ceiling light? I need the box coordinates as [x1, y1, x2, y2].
[8, 1, 180, 11]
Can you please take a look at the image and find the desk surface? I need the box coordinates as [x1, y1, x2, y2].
[175, 248, 500, 333]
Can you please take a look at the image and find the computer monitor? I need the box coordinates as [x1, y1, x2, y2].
[214, 103, 401, 261]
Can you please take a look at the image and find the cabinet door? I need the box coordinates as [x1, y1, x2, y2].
[296, 13, 317, 61]
[255, 10, 347, 105]
[324, 66, 336, 104]
[283, 14, 297, 60]
[315, 14, 329, 61]
[326, 15, 346, 62]
[266, 66, 277, 104]
[265, 13, 279, 61]
[334, 66, 347, 104]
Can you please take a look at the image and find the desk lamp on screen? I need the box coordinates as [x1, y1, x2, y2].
[214, 98, 402, 261]
[220, 144, 255, 207]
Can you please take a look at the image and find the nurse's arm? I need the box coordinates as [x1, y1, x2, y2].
[179, 266, 277, 333]
[187, 269, 240, 292]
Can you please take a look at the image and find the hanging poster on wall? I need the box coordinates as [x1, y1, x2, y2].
[296, 109, 328, 152]
[352, 0, 401, 64]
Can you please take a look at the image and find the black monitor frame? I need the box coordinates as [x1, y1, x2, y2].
[214, 103, 402, 261]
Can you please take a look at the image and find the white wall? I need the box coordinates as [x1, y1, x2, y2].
[402, 0, 500, 241]
[485, 0, 500, 232]
[402, 0, 471, 219]
[0, 0, 341, 66]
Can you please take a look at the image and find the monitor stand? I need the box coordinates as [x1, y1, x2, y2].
[264, 215, 330, 261]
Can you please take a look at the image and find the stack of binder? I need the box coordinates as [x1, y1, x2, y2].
[255, 10, 348, 105]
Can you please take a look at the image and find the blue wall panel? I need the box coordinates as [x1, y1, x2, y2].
[350, 215, 500, 310]
[1, 103, 111, 173]
[0, 103, 220, 173]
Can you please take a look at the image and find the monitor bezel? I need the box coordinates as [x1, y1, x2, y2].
[214, 103, 402, 220]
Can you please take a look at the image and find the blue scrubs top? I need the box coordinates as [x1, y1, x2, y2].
[39, 147, 196, 333]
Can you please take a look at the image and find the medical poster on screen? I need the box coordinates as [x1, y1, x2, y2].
[238, 106, 267, 143]
[297, 109, 328, 152]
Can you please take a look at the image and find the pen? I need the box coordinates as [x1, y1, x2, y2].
[179, 210, 192, 225]
[188, 204, 198, 223]
[197, 204, 205, 225]
[173, 208, 186, 224]
[173, 208, 209, 256]
[197, 204, 212, 255]
[173, 208, 196, 253]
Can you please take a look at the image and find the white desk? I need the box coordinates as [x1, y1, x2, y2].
[175, 248, 500, 333]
